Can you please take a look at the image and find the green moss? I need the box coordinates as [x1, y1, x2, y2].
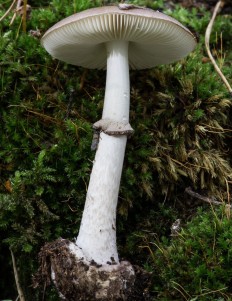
[151, 207, 232, 300]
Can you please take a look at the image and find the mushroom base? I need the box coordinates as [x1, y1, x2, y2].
[34, 238, 135, 301]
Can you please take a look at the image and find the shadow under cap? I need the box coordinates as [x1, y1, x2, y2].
[41, 6, 197, 70]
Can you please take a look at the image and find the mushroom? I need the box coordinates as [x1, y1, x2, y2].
[41, 5, 196, 299]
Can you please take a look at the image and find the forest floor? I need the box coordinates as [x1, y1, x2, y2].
[167, 0, 231, 13]
[1, 0, 231, 300]
[132, 1, 232, 299]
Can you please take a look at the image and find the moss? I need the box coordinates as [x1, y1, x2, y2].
[151, 207, 232, 300]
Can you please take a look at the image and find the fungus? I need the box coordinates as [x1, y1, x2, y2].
[40, 5, 196, 299]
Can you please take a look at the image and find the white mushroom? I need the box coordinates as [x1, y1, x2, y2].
[41, 5, 196, 299]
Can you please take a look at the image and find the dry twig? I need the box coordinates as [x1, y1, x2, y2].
[10, 0, 22, 25]
[10, 248, 26, 301]
[185, 187, 231, 209]
[22, 0, 28, 32]
[0, 0, 18, 22]
[205, 0, 232, 95]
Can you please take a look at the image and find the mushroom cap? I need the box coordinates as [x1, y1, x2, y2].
[41, 6, 197, 70]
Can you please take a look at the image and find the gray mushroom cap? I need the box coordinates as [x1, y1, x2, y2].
[41, 6, 197, 70]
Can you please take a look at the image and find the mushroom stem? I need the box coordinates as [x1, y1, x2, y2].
[76, 40, 130, 265]
[103, 40, 130, 122]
